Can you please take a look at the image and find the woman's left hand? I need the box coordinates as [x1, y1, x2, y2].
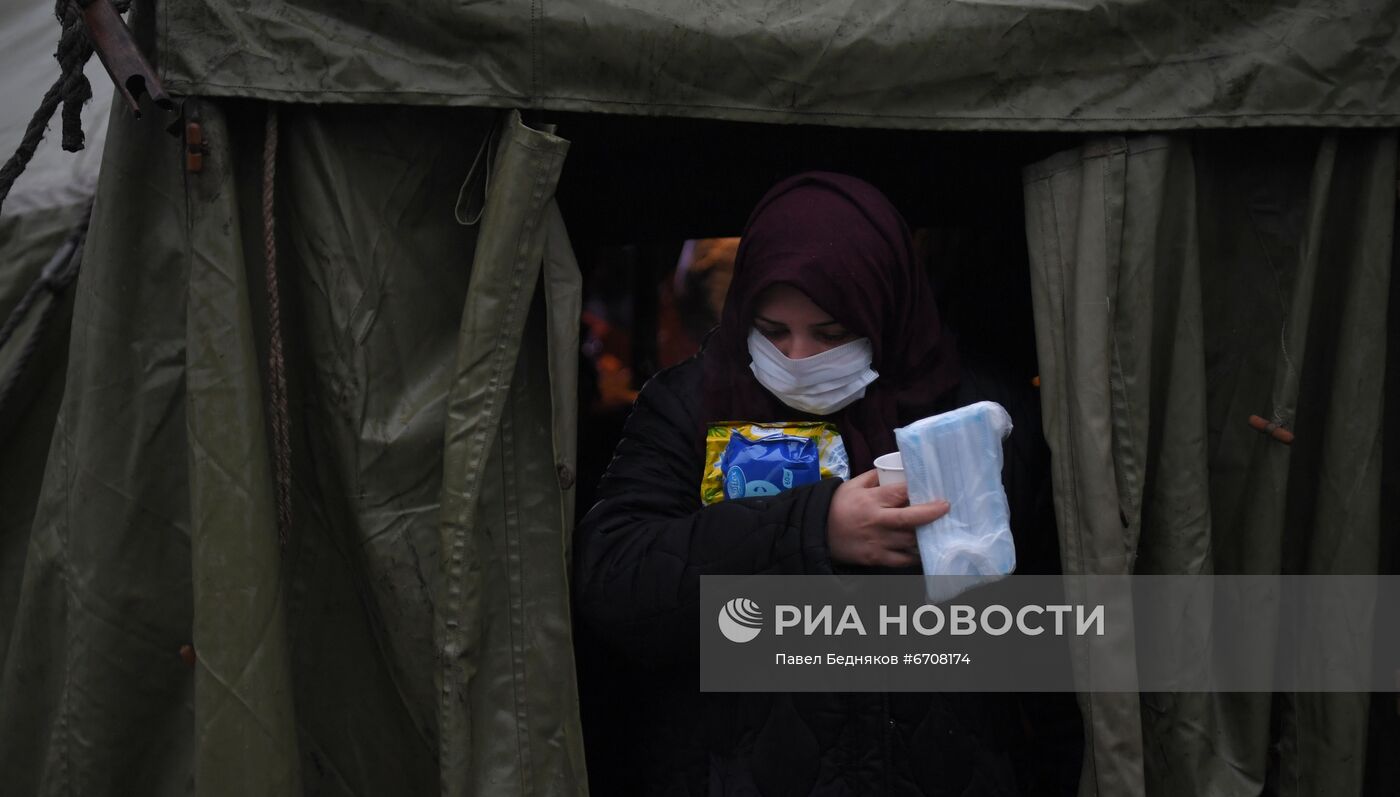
[826, 469, 950, 567]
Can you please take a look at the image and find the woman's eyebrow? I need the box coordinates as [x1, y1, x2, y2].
[812, 319, 844, 327]
[753, 315, 786, 326]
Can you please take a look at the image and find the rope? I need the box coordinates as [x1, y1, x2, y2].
[0, 202, 92, 426]
[263, 106, 293, 549]
[0, 1, 130, 216]
[0, 82, 65, 215]
[54, 0, 94, 152]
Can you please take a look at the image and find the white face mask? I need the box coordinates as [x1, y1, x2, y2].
[747, 328, 879, 415]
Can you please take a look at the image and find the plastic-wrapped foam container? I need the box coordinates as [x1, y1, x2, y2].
[894, 401, 1016, 602]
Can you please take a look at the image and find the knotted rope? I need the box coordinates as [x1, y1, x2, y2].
[0, 1, 130, 216]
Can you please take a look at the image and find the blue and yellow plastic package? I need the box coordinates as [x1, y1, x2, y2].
[701, 422, 849, 505]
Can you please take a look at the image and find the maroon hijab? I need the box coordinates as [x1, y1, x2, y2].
[701, 172, 960, 473]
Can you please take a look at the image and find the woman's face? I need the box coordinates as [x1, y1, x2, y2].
[752, 283, 858, 359]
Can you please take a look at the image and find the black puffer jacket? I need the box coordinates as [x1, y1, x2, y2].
[573, 353, 1076, 796]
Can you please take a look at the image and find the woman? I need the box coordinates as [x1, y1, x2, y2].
[574, 173, 1039, 795]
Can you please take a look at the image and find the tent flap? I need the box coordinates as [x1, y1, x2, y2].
[185, 101, 301, 796]
[1023, 129, 1396, 795]
[0, 95, 198, 796]
[435, 110, 587, 797]
[0, 100, 589, 795]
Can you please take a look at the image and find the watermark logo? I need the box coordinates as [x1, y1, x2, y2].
[718, 597, 764, 643]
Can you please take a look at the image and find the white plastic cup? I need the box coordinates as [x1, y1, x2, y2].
[873, 452, 905, 486]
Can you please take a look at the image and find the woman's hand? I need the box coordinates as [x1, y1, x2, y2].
[827, 470, 950, 568]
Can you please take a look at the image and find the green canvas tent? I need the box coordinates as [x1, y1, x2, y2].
[0, 6, 112, 785]
[1, 1, 1397, 795]
[0, 0, 111, 542]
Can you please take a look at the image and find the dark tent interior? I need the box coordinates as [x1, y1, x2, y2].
[556, 114, 1082, 793]
[557, 115, 1073, 520]
[550, 115, 1400, 795]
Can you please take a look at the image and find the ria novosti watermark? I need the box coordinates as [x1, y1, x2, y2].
[701, 575, 1400, 693]
[721, 599, 1104, 642]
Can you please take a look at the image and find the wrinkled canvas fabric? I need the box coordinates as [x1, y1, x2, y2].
[1024, 131, 1396, 796]
[153, 0, 1400, 130]
[0, 0, 113, 633]
[0, 103, 588, 796]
